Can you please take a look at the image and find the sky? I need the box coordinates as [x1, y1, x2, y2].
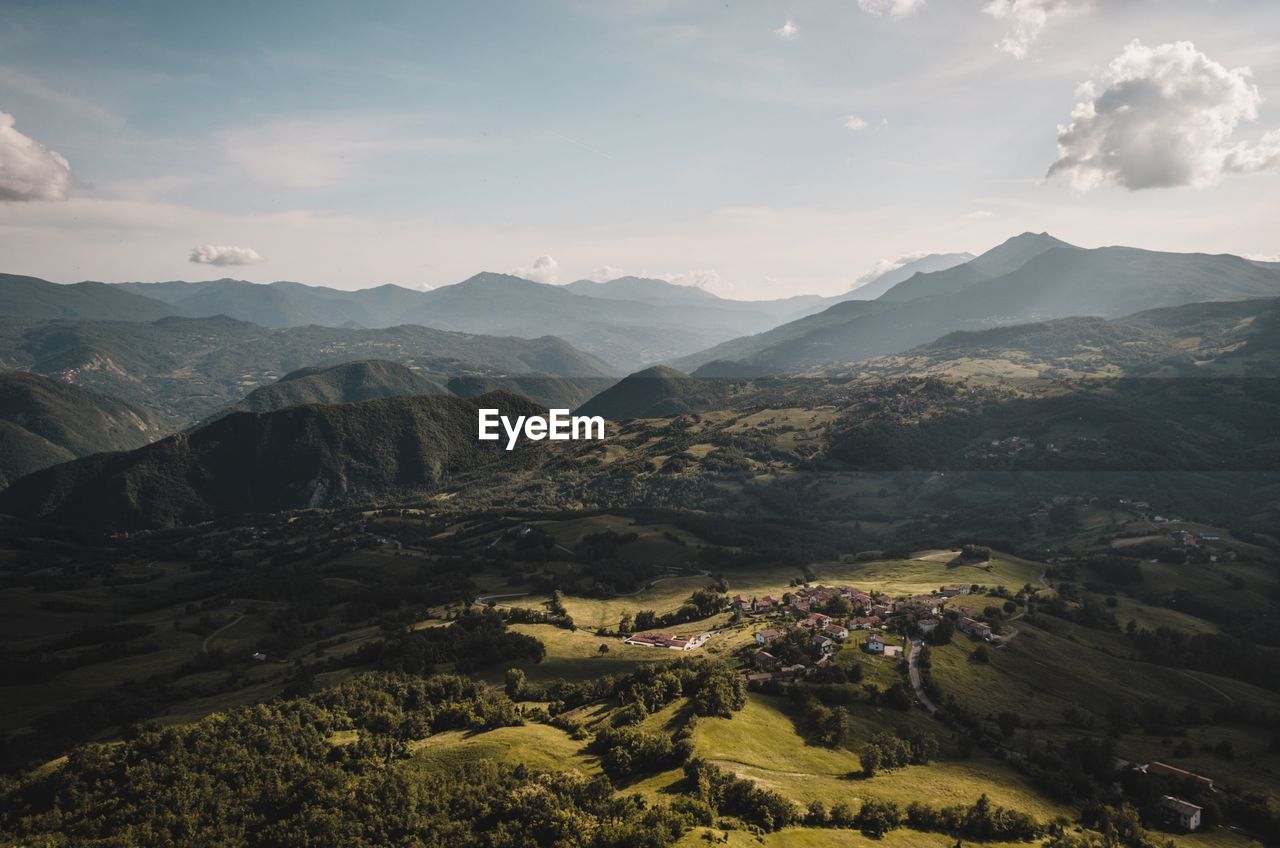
[0, 0, 1278, 299]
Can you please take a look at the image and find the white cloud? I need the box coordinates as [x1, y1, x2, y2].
[189, 244, 265, 266]
[0, 111, 72, 202]
[659, 269, 720, 289]
[983, 0, 1092, 59]
[843, 116, 870, 132]
[1223, 129, 1280, 176]
[856, 0, 925, 19]
[965, 210, 995, 219]
[1245, 253, 1280, 263]
[775, 20, 799, 40]
[514, 254, 560, 283]
[589, 265, 627, 282]
[1048, 41, 1280, 191]
[854, 252, 930, 285]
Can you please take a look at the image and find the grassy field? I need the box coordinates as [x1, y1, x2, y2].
[927, 616, 1274, 728]
[691, 693, 1074, 822]
[673, 826, 1256, 848]
[406, 722, 600, 777]
[717, 554, 1043, 602]
[498, 623, 678, 682]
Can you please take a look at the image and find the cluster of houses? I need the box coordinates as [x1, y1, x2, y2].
[741, 582, 987, 684]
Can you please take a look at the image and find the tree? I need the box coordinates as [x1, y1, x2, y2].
[861, 742, 884, 776]
[857, 799, 902, 837]
[598, 643, 610, 656]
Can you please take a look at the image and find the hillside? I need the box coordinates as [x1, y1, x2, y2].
[0, 273, 182, 322]
[813, 297, 1280, 381]
[0, 371, 163, 486]
[0, 316, 611, 427]
[677, 237, 1280, 374]
[575, 365, 735, 420]
[0, 391, 544, 529]
[216, 360, 448, 419]
[446, 374, 616, 409]
[675, 300, 896, 375]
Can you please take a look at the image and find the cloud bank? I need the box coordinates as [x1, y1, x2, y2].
[659, 269, 720, 289]
[0, 111, 73, 202]
[189, 244, 266, 266]
[1049, 41, 1280, 191]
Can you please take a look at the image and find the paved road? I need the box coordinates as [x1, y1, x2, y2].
[201, 612, 244, 654]
[907, 639, 938, 714]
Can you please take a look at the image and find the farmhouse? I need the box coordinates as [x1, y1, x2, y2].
[917, 618, 940, 635]
[624, 632, 710, 651]
[1147, 762, 1214, 792]
[732, 594, 752, 611]
[822, 622, 849, 640]
[958, 617, 993, 640]
[1159, 796, 1203, 831]
[813, 635, 836, 654]
[753, 595, 780, 612]
[779, 663, 806, 679]
[753, 650, 781, 671]
[754, 628, 782, 645]
[863, 634, 886, 654]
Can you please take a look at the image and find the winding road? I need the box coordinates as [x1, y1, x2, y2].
[201, 612, 245, 654]
[907, 639, 938, 714]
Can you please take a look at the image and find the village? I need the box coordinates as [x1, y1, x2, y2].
[621, 578, 1220, 834]
[622, 579, 1000, 679]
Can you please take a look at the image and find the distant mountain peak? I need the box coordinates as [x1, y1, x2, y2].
[847, 253, 976, 301]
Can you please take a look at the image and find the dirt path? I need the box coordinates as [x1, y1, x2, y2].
[1175, 669, 1236, 706]
[201, 612, 244, 654]
[613, 569, 712, 598]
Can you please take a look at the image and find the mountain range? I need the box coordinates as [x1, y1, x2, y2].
[0, 315, 609, 427]
[9, 236, 1278, 380]
[678, 233, 1280, 375]
[4, 261, 962, 373]
[108, 273, 829, 370]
